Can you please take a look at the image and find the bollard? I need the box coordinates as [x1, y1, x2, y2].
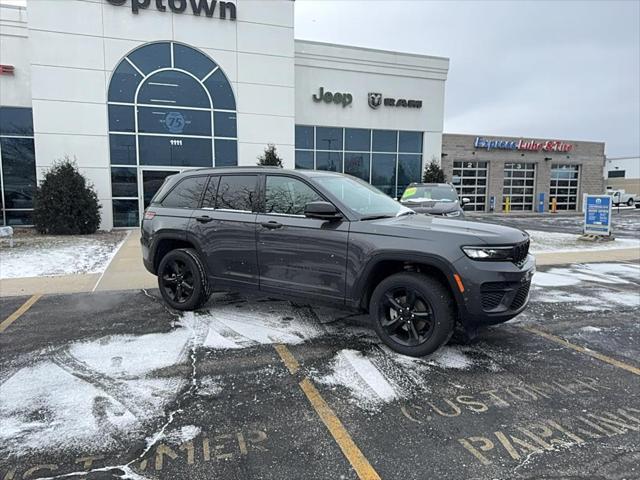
[505, 196, 511, 213]
[551, 197, 557, 213]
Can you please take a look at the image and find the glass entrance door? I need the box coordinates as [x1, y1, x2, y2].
[142, 170, 181, 209]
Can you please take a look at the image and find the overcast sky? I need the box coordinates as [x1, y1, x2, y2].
[295, 0, 640, 158]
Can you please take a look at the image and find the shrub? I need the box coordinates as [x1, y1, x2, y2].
[422, 159, 446, 183]
[33, 157, 101, 235]
[257, 144, 283, 168]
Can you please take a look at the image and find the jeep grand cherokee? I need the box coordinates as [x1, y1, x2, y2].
[141, 168, 534, 357]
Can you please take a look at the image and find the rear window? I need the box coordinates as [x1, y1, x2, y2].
[161, 176, 208, 209]
[215, 175, 257, 211]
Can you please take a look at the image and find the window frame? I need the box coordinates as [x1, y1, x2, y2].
[260, 174, 329, 218]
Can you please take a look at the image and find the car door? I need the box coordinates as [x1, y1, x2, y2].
[256, 174, 349, 300]
[190, 174, 259, 288]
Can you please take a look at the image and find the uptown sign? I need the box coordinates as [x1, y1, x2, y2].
[106, 0, 237, 19]
[474, 137, 573, 153]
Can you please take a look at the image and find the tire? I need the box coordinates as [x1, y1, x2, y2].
[369, 272, 456, 357]
[157, 248, 210, 311]
[627, 198, 635, 207]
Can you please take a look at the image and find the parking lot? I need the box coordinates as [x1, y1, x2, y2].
[1, 261, 639, 480]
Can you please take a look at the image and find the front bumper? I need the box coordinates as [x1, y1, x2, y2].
[453, 254, 535, 329]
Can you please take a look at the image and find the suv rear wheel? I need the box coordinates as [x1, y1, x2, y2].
[157, 248, 210, 311]
[370, 272, 455, 357]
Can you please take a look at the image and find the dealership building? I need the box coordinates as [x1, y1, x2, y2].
[0, 0, 605, 229]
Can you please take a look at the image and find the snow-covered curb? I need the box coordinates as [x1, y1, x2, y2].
[527, 229, 640, 254]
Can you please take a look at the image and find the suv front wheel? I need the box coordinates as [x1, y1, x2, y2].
[370, 272, 455, 357]
[157, 248, 210, 311]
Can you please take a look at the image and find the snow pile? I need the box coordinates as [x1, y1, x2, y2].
[0, 234, 126, 279]
[527, 230, 640, 254]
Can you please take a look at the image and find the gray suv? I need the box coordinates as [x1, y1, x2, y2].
[141, 167, 534, 357]
[400, 183, 467, 217]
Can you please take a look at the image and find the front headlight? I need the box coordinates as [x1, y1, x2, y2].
[462, 246, 513, 261]
[445, 210, 461, 217]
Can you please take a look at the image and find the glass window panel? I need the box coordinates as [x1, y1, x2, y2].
[138, 70, 210, 108]
[372, 153, 397, 197]
[139, 136, 212, 167]
[111, 167, 138, 197]
[397, 154, 422, 195]
[110, 135, 137, 165]
[143, 170, 179, 208]
[295, 150, 314, 170]
[108, 61, 142, 103]
[345, 128, 370, 151]
[5, 210, 33, 226]
[137, 107, 212, 136]
[113, 199, 139, 227]
[215, 175, 257, 211]
[398, 131, 422, 153]
[108, 105, 135, 133]
[316, 127, 343, 151]
[204, 69, 236, 110]
[0, 107, 33, 136]
[372, 130, 397, 152]
[1, 138, 36, 209]
[214, 111, 237, 138]
[202, 176, 220, 208]
[162, 176, 208, 209]
[173, 43, 217, 80]
[127, 42, 171, 75]
[316, 151, 343, 172]
[295, 126, 314, 150]
[215, 139, 237, 166]
[265, 176, 322, 215]
[344, 152, 370, 182]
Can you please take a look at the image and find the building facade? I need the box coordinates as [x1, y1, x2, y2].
[605, 156, 640, 196]
[0, 0, 449, 229]
[442, 134, 606, 213]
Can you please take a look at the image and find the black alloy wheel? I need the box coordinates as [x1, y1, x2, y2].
[161, 258, 195, 304]
[157, 248, 210, 311]
[379, 286, 435, 346]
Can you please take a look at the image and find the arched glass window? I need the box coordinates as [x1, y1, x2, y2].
[108, 41, 237, 227]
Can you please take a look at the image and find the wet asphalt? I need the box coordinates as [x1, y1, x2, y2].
[0, 262, 639, 480]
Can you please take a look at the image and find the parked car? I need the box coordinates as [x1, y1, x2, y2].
[400, 183, 469, 217]
[141, 168, 534, 357]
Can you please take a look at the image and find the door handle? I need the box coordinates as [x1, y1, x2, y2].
[195, 215, 213, 223]
[261, 221, 283, 229]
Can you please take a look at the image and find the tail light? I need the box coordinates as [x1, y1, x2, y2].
[144, 210, 156, 220]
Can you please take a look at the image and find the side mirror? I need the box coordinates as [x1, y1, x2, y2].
[304, 201, 342, 221]
[461, 197, 471, 206]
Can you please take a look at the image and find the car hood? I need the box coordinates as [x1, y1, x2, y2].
[351, 214, 529, 245]
[401, 200, 461, 214]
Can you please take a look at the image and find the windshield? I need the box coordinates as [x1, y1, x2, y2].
[401, 185, 458, 203]
[313, 175, 411, 218]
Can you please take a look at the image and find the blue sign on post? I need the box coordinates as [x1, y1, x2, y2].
[584, 195, 612, 236]
[538, 192, 545, 213]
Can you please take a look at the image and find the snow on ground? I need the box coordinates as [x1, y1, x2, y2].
[527, 230, 640, 254]
[0, 231, 127, 279]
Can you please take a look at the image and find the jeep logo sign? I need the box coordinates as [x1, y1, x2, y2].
[107, 0, 237, 19]
[312, 87, 353, 108]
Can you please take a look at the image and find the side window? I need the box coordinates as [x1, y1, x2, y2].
[161, 176, 207, 209]
[265, 176, 323, 215]
[201, 176, 220, 208]
[215, 175, 257, 211]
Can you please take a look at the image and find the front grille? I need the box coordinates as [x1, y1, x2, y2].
[512, 239, 530, 266]
[510, 280, 531, 310]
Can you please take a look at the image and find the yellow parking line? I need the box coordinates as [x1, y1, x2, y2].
[520, 325, 640, 376]
[274, 345, 381, 480]
[0, 294, 42, 334]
